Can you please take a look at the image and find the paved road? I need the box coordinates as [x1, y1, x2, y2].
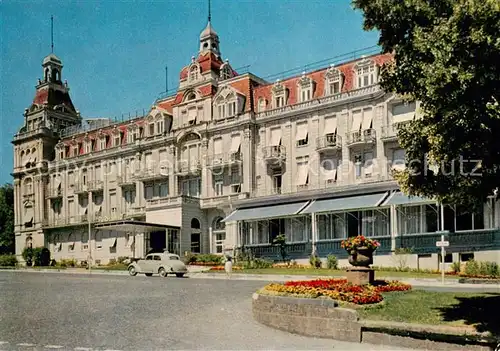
[0, 271, 419, 351]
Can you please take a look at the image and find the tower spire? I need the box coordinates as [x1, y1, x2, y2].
[50, 15, 54, 53]
[208, 0, 211, 22]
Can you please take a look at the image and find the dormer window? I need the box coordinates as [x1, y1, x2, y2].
[325, 66, 343, 95]
[271, 81, 288, 109]
[189, 65, 199, 83]
[84, 140, 92, 154]
[98, 138, 106, 151]
[220, 62, 233, 80]
[72, 145, 78, 157]
[156, 119, 164, 134]
[297, 73, 314, 103]
[355, 59, 378, 88]
[275, 96, 285, 108]
[148, 123, 155, 136]
[258, 98, 266, 112]
[59, 149, 65, 160]
[214, 88, 240, 120]
[114, 134, 121, 147]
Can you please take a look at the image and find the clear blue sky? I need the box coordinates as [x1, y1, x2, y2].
[0, 0, 379, 184]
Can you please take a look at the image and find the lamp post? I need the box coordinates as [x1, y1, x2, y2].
[88, 190, 92, 274]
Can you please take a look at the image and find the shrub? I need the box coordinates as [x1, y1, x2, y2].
[309, 254, 322, 268]
[451, 261, 461, 274]
[463, 260, 499, 278]
[117, 256, 129, 264]
[33, 248, 51, 266]
[108, 258, 117, 266]
[241, 258, 273, 269]
[0, 254, 17, 267]
[326, 255, 338, 269]
[57, 258, 77, 268]
[183, 252, 197, 264]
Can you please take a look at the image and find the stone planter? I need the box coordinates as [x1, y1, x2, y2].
[348, 247, 374, 267]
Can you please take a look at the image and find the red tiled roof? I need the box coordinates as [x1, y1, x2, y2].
[179, 52, 225, 80]
[253, 53, 393, 109]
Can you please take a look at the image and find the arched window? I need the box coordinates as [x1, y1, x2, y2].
[25, 236, 32, 249]
[212, 217, 225, 231]
[191, 218, 201, 229]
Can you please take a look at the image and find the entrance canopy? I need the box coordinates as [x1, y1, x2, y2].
[301, 192, 389, 214]
[222, 201, 310, 222]
[381, 191, 433, 206]
[94, 220, 179, 233]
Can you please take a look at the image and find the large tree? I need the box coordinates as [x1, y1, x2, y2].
[0, 183, 14, 254]
[353, 0, 500, 208]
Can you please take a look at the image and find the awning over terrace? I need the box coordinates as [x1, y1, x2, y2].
[222, 201, 310, 222]
[381, 191, 433, 206]
[94, 220, 179, 233]
[300, 192, 389, 214]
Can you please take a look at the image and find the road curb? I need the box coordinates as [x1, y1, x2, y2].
[2, 269, 499, 290]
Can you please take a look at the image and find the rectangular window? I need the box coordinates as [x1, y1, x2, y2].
[214, 179, 223, 196]
[99, 139, 106, 151]
[149, 123, 155, 136]
[218, 104, 225, 119]
[329, 81, 340, 94]
[295, 122, 308, 146]
[145, 185, 153, 200]
[114, 136, 120, 147]
[159, 183, 169, 197]
[354, 154, 362, 178]
[156, 120, 164, 134]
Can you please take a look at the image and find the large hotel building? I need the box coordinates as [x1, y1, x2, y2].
[12, 19, 499, 268]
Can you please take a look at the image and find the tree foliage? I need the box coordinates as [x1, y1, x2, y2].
[353, 0, 500, 208]
[0, 184, 14, 254]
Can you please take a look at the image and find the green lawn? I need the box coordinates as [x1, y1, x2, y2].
[208, 268, 459, 280]
[357, 290, 499, 334]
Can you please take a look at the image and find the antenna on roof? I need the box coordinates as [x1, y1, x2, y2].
[208, 0, 211, 22]
[50, 15, 54, 53]
[165, 65, 168, 93]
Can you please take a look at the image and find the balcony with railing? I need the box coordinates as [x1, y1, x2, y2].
[206, 152, 243, 169]
[87, 180, 104, 192]
[262, 145, 286, 163]
[146, 195, 200, 209]
[117, 175, 136, 187]
[74, 183, 88, 194]
[133, 167, 170, 182]
[316, 133, 342, 152]
[176, 161, 202, 175]
[381, 122, 410, 142]
[46, 187, 63, 199]
[200, 192, 249, 209]
[346, 128, 376, 147]
[123, 206, 145, 218]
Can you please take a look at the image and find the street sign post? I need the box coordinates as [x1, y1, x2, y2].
[435, 231, 450, 284]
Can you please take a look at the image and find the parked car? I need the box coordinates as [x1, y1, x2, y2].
[128, 252, 188, 277]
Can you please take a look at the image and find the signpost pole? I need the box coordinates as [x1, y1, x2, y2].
[441, 233, 445, 285]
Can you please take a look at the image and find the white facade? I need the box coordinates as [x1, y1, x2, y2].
[12, 21, 500, 267]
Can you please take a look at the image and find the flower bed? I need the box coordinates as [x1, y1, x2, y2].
[209, 265, 243, 271]
[272, 263, 311, 269]
[189, 262, 221, 266]
[261, 278, 411, 305]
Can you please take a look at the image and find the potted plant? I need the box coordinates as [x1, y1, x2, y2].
[341, 235, 380, 267]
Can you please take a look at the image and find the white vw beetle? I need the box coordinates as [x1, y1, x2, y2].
[128, 252, 188, 277]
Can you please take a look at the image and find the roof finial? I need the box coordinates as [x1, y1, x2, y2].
[50, 15, 54, 53]
[208, 0, 211, 22]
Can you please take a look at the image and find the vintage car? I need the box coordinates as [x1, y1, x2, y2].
[127, 252, 188, 277]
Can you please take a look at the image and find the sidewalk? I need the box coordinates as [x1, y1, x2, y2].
[2, 267, 499, 291]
